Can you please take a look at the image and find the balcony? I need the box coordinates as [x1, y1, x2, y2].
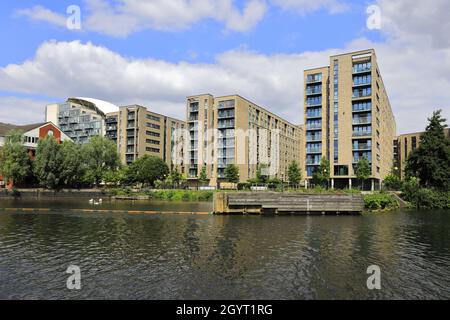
[306, 135, 322, 142]
[306, 160, 321, 166]
[353, 104, 372, 113]
[353, 64, 372, 74]
[353, 89, 372, 99]
[218, 121, 235, 129]
[353, 131, 372, 137]
[353, 143, 372, 151]
[306, 99, 322, 107]
[306, 111, 322, 119]
[306, 86, 322, 95]
[353, 117, 372, 125]
[306, 75, 322, 84]
[218, 110, 235, 119]
[353, 80, 372, 87]
[306, 148, 322, 154]
[306, 123, 322, 130]
[188, 115, 199, 122]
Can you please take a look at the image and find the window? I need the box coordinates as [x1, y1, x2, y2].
[146, 123, 160, 130]
[146, 139, 160, 145]
[412, 136, 417, 150]
[334, 165, 349, 176]
[146, 147, 160, 153]
[146, 114, 161, 122]
[146, 131, 160, 137]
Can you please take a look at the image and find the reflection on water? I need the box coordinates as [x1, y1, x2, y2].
[0, 202, 449, 300]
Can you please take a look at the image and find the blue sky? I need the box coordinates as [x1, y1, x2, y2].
[0, 0, 381, 64]
[0, 0, 448, 134]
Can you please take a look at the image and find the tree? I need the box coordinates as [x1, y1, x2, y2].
[287, 161, 302, 185]
[33, 135, 64, 189]
[355, 157, 371, 190]
[256, 164, 269, 184]
[168, 167, 182, 188]
[127, 155, 169, 187]
[199, 166, 208, 186]
[82, 136, 120, 187]
[0, 130, 30, 187]
[312, 157, 330, 188]
[405, 110, 450, 191]
[224, 164, 240, 183]
[60, 141, 85, 188]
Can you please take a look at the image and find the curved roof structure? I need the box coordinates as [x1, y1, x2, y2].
[70, 97, 119, 115]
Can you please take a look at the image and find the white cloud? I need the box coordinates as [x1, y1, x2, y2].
[0, 40, 334, 124]
[17, 5, 67, 28]
[17, 0, 268, 37]
[1, 37, 449, 134]
[271, 0, 349, 15]
[0, 96, 49, 125]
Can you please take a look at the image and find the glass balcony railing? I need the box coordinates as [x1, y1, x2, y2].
[218, 121, 235, 129]
[353, 131, 372, 137]
[353, 89, 372, 99]
[306, 74, 322, 83]
[306, 86, 322, 95]
[353, 143, 372, 150]
[353, 117, 372, 125]
[306, 135, 322, 142]
[353, 63, 372, 74]
[218, 111, 235, 119]
[306, 112, 322, 118]
[306, 99, 322, 107]
[353, 103, 372, 112]
[306, 148, 322, 153]
[306, 123, 322, 130]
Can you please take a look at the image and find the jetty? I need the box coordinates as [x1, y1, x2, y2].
[213, 192, 364, 215]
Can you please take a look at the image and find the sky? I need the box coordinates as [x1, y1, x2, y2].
[0, 0, 449, 134]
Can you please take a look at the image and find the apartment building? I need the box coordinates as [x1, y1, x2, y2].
[105, 105, 185, 169]
[186, 94, 302, 186]
[396, 128, 450, 179]
[45, 97, 119, 144]
[304, 49, 396, 190]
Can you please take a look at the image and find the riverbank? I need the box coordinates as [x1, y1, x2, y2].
[1, 188, 402, 211]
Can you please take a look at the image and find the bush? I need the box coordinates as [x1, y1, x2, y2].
[237, 182, 251, 190]
[383, 174, 403, 191]
[364, 193, 399, 210]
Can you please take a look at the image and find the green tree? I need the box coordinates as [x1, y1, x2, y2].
[33, 135, 64, 189]
[82, 136, 120, 187]
[0, 130, 31, 186]
[60, 141, 85, 188]
[127, 155, 169, 187]
[224, 164, 240, 183]
[383, 168, 403, 191]
[199, 166, 208, 186]
[168, 167, 182, 188]
[287, 161, 302, 185]
[256, 164, 269, 184]
[103, 167, 126, 186]
[405, 110, 450, 191]
[355, 157, 371, 190]
[312, 157, 330, 188]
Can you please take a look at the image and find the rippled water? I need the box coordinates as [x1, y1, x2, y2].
[0, 200, 449, 300]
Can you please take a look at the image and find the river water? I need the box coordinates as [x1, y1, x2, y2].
[0, 200, 449, 300]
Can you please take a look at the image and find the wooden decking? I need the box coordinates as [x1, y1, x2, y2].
[214, 192, 364, 215]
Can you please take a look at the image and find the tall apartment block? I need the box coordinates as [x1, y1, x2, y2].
[304, 49, 396, 190]
[395, 128, 450, 179]
[186, 94, 302, 186]
[105, 105, 185, 168]
[46, 97, 119, 144]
